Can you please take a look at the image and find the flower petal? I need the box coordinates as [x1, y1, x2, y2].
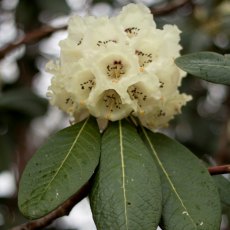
[115, 3, 156, 39]
[87, 88, 134, 121]
[138, 93, 192, 129]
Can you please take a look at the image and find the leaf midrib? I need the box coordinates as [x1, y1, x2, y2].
[142, 128, 196, 228]
[119, 120, 129, 229]
[37, 117, 89, 201]
[183, 63, 230, 70]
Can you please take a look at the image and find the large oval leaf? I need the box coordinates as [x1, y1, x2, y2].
[141, 129, 221, 230]
[90, 120, 162, 230]
[175, 52, 230, 85]
[18, 117, 100, 219]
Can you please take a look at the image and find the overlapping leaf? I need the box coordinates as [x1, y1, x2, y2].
[141, 129, 221, 230]
[175, 52, 230, 85]
[18, 117, 100, 219]
[213, 175, 230, 209]
[90, 120, 162, 230]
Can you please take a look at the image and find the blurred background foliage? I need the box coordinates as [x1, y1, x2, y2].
[0, 0, 230, 229]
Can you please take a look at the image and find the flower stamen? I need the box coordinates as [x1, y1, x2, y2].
[102, 89, 122, 119]
[106, 60, 125, 80]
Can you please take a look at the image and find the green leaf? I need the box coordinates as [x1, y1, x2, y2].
[18, 117, 100, 219]
[141, 129, 221, 230]
[90, 120, 162, 230]
[36, 0, 70, 14]
[175, 51, 230, 85]
[213, 175, 230, 209]
[0, 88, 48, 117]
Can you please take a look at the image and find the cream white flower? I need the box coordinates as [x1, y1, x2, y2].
[114, 3, 156, 39]
[46, 3, 191, 129]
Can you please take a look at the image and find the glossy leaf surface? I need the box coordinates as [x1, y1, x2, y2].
[18, 117, 100, 219]
[175, 52, 230, 85]
[90, 120, 162, 230]
[142, 129, 221, 230]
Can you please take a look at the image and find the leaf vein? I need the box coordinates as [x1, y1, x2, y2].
[142, 128, 196, 228]
[119, 120, 128, 230]
[38, 117, 89, 201]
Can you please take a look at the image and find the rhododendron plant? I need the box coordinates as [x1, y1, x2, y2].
[17, 3, 224, 230]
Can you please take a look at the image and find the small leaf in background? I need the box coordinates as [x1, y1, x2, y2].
[90, 120, 162, 230]
[141, 130, 221, 230]
[0, 88, 48, 118]
[18, 117, 100, 219]
[175, 52, 230, 85]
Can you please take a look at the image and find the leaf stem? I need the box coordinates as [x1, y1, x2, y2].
[208, 165, 230, 175]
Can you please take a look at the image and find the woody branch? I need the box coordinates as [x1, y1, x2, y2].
[0, 0, 193, 59]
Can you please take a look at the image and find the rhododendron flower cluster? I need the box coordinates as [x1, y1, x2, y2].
[46, 3, 191, 129]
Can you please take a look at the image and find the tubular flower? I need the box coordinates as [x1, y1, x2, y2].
[46, 3, 191, 129]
